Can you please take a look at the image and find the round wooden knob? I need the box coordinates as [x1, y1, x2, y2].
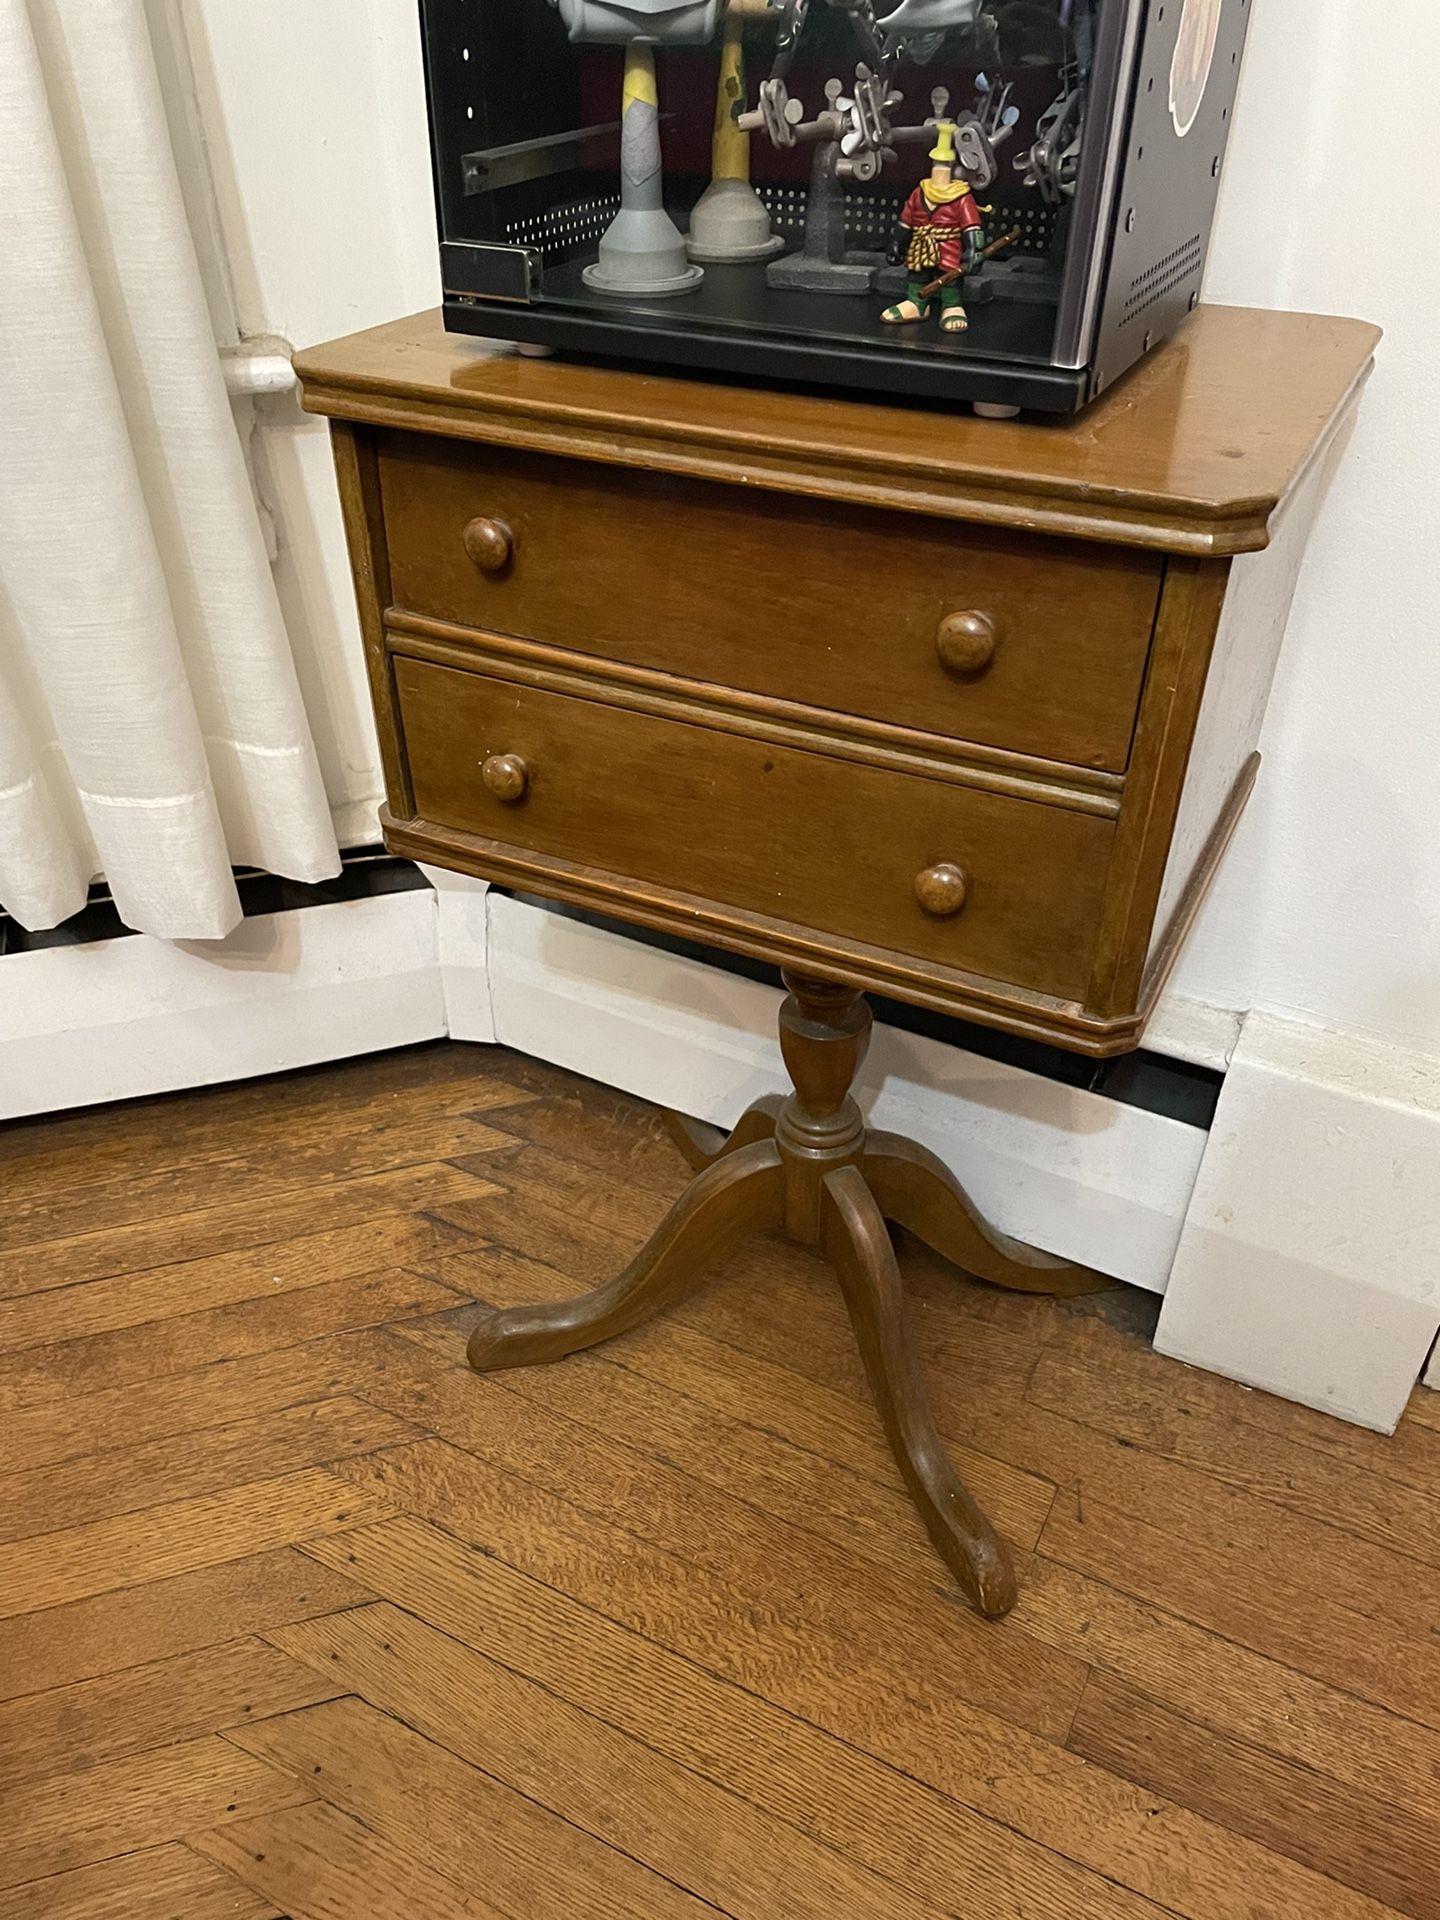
[462, 516, 515, 575]
[936, 610, 997, 675]
[914, 863, 969, 917]
[480, 753, 529, 802]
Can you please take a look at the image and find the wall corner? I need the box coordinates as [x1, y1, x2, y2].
[423, 866, 496, 1044]
[1155, 1008, 1440, 1432]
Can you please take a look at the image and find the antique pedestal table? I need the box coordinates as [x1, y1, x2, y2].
[297, 305, 1378, 1616]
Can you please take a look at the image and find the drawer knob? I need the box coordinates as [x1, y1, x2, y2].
[480, 753, 529, 802]
[936, 610, 997, 676]
[463, 516, 515, 575]
[914, 863, 969, 917]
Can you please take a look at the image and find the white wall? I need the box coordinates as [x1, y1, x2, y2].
[1176, 0, 1440, 1057]
[173, 0, 1439, 1061]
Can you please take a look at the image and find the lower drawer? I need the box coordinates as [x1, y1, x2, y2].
[393, 655, 1114, 1002]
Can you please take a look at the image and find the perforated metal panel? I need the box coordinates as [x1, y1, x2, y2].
[420, 0, 589, 259]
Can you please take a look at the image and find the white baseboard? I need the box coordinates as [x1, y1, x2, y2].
[422, 866, 496, 1044]
[484, 894, 1208, 1294]
[1144, 990, 1244, 1072]
[0, 891, 445, 1121]
[1157, 1010, 1440, 1432]
[7, 871, 1434, 1424]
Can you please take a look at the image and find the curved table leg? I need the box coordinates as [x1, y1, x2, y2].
[821, 1165, 1016, 1618]
[663, 1095, 785, 1173]
[862, 1131, 1109, 1298]
[468, 1138, 784, 1373]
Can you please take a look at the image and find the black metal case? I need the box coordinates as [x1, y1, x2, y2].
[419, 0, 1251, 412]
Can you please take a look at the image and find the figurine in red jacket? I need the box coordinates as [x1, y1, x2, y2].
[881, 120, 983, 335]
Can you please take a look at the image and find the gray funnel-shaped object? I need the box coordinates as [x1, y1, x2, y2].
[584, 47, 702, 297]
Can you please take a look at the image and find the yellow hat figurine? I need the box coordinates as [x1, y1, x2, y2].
[881, 117, 984, 334]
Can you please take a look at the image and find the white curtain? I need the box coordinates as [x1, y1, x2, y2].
[0, 0, 340, 939]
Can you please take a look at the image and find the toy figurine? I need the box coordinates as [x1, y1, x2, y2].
[880, 120, 982, 333]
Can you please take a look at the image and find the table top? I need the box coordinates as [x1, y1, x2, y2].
[296, 304, 1379, 558]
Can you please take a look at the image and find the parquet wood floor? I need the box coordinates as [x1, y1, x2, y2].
[2, 1041, 1435, 1920]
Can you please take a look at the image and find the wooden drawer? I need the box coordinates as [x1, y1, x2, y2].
[393, 654, 1114, 1001]
[378, 434, 1162, 776]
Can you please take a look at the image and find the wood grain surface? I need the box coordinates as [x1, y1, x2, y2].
[295, 305, 1381, 557]
[306, 309, 1377, 1058]
[394, 654, 1115, 1000]
[1, 1041, 1432, 1919]
[378, 430, 1162, 773]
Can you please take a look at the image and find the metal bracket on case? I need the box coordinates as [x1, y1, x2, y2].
[440, 241, 542, 305]
[461, 120, 646, 195]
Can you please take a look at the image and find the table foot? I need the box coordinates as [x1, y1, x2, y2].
[862, 1130, 1110, 1298]
[821, 1164, 1018, 1617]
[467, 1137, 783, 1371]
[663, 1095, 785, 1173]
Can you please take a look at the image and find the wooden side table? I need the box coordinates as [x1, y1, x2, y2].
[298, 306, 1378, 1617]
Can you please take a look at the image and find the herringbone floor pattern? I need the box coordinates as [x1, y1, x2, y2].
[1, 1042, 1436, 1919]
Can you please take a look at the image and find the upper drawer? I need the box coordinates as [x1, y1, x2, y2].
[377, 434, 1162, 775]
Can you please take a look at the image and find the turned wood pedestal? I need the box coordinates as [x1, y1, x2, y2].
[467, 973, 1102, 1617]
[301, 304, 1377, 1615]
